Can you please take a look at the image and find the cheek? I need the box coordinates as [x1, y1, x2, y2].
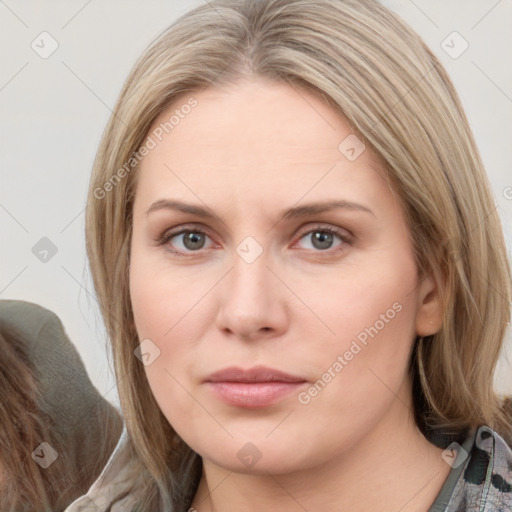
[129, 234, 202, 342]
[299, 252, 419, 403]
[130, 265, 214, 353]
[313, 294, 416, 401]
[129, 244, 212, 428]
[307, 251, 418, 353]
[130, 266, 206, 442]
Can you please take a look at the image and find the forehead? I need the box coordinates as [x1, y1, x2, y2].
[134, 77, 391, 215]
[146, 77, 359, 160]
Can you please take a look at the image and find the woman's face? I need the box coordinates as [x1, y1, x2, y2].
[130, 76, 440, 473]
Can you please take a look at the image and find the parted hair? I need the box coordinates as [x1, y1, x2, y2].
[84, 0, 512, 509]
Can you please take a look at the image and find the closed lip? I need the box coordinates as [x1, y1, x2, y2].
[204, 365, 307, 383]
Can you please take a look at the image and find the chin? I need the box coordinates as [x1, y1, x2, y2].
[196, 435, 318, 476]
[205, 451, 302, 475]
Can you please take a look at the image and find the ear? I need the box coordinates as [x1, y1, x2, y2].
[415, 273, 444, 337]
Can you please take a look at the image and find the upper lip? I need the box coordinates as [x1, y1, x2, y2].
[204, 366, 306, 383]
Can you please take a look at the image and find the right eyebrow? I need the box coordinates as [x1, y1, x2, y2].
[146, 199, 216, 219]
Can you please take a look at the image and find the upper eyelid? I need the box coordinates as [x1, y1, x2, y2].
[162, 222, 349, 236]
[295, 223, 351, 237]
[161, 223, 352, 247]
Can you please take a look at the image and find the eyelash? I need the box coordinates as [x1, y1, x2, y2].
[157, 224, 354, 258]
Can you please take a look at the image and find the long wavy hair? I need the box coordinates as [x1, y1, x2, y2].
[84, 0, 512, 509]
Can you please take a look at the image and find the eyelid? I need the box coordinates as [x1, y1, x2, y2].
[158, 224, 215, 247]
[293, 223, 354, 244]
[158, 222, 354, 256]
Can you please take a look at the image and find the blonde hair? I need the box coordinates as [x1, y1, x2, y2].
[85, 0, 512, 509]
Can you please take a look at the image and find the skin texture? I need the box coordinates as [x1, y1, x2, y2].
[130, 76, 451, 511]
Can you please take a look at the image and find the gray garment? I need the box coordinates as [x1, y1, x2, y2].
[65, 426, 137, 511]
[428, 425, 512, 511]
[0, 299, 122, 510]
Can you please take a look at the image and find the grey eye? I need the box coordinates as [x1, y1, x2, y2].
[181, 232, 206, 250]
[297, 230, 342, 251]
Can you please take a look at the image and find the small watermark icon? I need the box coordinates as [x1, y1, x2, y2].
[32, 442, 59, 469]
[31, 31, 59, 59]
[236, 236, 263, 264]
[442, 237, 463, 263]
[338, 134, 366, 161]
[237, 442, 262, 468]
[441, 31, 469, 59]
[134, 338, 161, 366]
[32, 237, 58, 263]
[441, 442, 468, 468]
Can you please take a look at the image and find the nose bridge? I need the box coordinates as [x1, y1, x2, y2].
[229, 237, 270, 303]
[215, 235, 285, 337]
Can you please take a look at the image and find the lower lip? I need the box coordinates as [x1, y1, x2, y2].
[205, 381, 307, 408]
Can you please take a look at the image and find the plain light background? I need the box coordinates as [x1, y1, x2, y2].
[1, 0, 511, 410]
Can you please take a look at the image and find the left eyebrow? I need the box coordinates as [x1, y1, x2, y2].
[281, 200, 375, 219]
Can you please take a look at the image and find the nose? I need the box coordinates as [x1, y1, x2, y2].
[215, 246, 289, 341]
